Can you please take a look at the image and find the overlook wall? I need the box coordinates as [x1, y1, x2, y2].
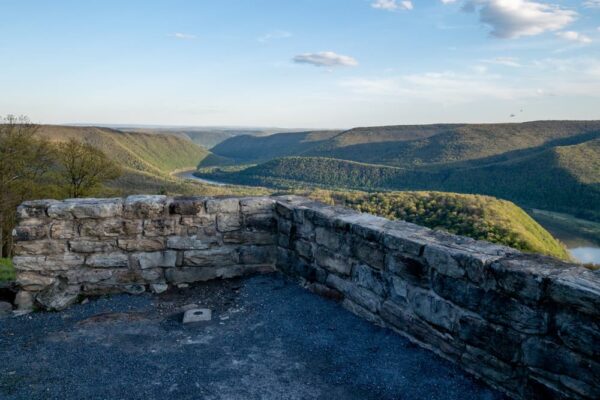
[13, 195, 600, 400]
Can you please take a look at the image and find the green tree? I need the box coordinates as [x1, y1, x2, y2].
[56, 139, 122, 198]
[0, 115, 54, 257]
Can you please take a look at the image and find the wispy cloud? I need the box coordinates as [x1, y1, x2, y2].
[258, 30, 292, 43]
[584, 0, 600, 8]
[169, 32, 197, 40]
[482, 57, 522, 67]
[371, 0, 414, 11]
[463, 0, 577, 39]
[556, 31, 592, 44]
[441, 0, 458, 3]
[293, 51, 358, 68]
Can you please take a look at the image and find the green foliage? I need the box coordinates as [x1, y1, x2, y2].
[202, 140, 600, 221]
[211, 121, 600, 168]
[37, 125, 211, 176]
[0, 115, 55, 257]
[0, 258, 15, 282]
[55, 139, 122, 198]
[305, 190, 570, 260]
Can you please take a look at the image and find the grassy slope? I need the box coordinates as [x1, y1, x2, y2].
[306, 190, 569, 260]
[37, 125, 211, 176]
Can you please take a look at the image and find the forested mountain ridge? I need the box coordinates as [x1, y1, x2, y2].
[209, 120, 600, 168]
[198, 135, 600, 221]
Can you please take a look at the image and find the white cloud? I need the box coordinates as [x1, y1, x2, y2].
[556, 31, 592, 43]
[169, 33, 197, 40]
[293, 51, 358, 67]
[441, 0, 458, 3]
[258, 30, 292, 43]
[340, 72, 531, 103]
[584, 0, 600, 8]
[483, 56, 522, 67]
[464, 0, 577, 39]
[371, 0, 414, 11]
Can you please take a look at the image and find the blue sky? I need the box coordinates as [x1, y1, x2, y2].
[1, 0, 599, 128]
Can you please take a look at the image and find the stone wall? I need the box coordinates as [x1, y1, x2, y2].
[13, 195, 600, 399]
[13, 195, 277, 310]
[274, 196, 600, 400]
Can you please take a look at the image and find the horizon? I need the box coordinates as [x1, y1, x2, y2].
[2, 0, 600, 128]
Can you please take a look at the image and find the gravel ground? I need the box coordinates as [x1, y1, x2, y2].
[0, 273, 506, 400]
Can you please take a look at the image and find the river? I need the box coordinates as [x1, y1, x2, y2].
[174, 170, 229, 186]
[529, 209, 600, 266]
[175, 171, 600, 265]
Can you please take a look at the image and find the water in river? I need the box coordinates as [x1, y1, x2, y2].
[529, 209, 600, 265]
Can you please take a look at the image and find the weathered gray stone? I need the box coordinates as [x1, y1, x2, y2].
[294, 239, 314, 260]
[167, 236, 215, 250]
[458, 314, 523, 363]
[169, 196, 207, 215]
[14, 240, 67, 256]
[423, 244, 465, 278]
[133, 251, 177, 269]
[17, 200, 58, 220]
[548, 267, 600, 316]
[223, 230, 274, 245]
[143, 218, 178, 237]
[70, 239, 117, 253]
[124, 195, 167, 218]
[165, 265, 243, 284]
[216, 213, 241, 232]
[240, 197, 274, 215]
[65, 268, 113, 284]
[183, 308, 212, 323]
[50, 220, 78, 240]
[35, 279, 80, 311]
[480, 291, 548, 334]
[385, 254, 429, 286]
[124, 284, 145, 295]
[150, 283, 168, 294]
[490, 255, 564, 301]
[86, 253, 129, 268]
[182, 248, 238, 267]
[431, 272, 486, 311]
[315, 246, 352, 276]
[555, 311, 600, 358]
[239, 245, 276, 265]
[315, 227, 342, 251]
[522, 337, 599, 387]
[206, 198, 239, 214]
[80, 219, 143, 238]
[13, 254, 85, 272]
[13, 223, 49, 241]
[117, 238, 166, 252]
[408, 288, 459, 332]
[352, 239, 385, 269]
[353, 263, 386, 296]
[14, 290, 34, 310]
[342, 298, 383, 326]
[48, 198, 123, 219]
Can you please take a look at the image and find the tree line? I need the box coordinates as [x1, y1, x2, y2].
[0, 115, 121, 257]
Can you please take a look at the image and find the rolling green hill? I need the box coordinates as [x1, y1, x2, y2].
[197, 137, 600, 220]
[306, 190, 570, 260]
[209, 121, 600, 168]
[205, 130, 341, 165]
[37, 125, 211, 176]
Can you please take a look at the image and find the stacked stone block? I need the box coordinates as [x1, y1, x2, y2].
[12, 194, 600, 399]
[13, 195, 277, 310]
[274, 196, 600, 400]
